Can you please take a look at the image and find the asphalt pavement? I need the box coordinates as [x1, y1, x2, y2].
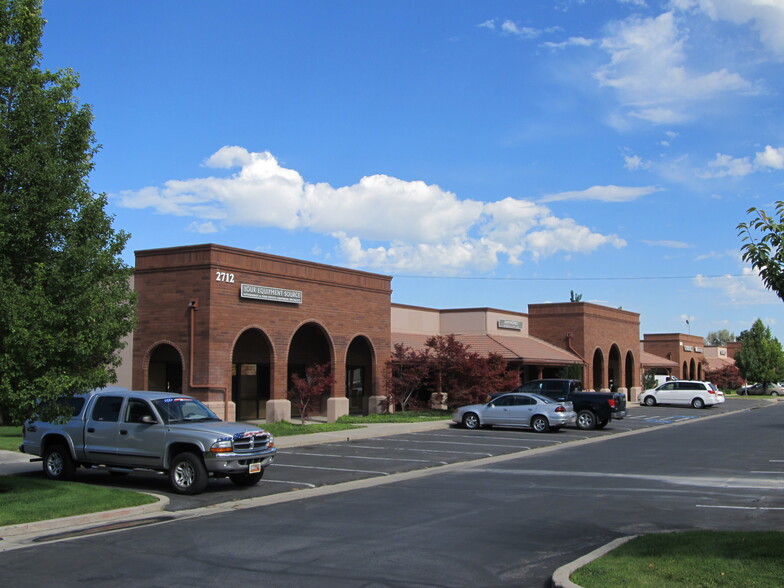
[1, 397, 778, 587]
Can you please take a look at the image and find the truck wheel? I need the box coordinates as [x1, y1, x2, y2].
[531, 415, 550, 433]
[596, 419, 609, 429]
[229, 471, 264, 487]
[576, 410, 597, 430]
[43, 444, 75, 481]
[169, 452, 208, 495]
[462, 413, 480, 429]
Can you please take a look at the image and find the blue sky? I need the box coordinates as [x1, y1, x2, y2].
[40, 0, 783, 341]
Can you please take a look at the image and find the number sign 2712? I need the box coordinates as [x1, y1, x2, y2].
[215, 271, 235, 283]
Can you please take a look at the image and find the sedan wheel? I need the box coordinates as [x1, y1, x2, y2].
[462, 413, 480, 429]
[531, 415, 550, 433]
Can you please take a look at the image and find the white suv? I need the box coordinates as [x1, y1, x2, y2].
[639, 380, 723, 409]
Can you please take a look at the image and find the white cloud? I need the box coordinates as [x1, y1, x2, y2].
[624, 154, 652, 170]
[700, 145, 784, 177]
[116, 146, 629, 273]
[694, 267, 781, 305]
[501, 20, 541, 38]
[187, 221, 219, 234]
[594, 12, 752, 123]
[539, 184, 661, 202]
[542, 36, 596, 49]
[642, 240, 691, 248]
[673, 0, 784, 59]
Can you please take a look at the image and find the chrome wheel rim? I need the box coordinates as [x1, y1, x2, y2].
[174, 462, 195, 488]
[46, 452, 63, 477]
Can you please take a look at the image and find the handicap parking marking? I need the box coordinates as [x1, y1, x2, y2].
[643, 415, 698, 424]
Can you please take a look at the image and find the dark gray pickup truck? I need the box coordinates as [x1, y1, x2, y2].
[516, 379, 627, 430]
[19, 387, 276, 495]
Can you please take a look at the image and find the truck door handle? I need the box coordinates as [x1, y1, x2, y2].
[87, 427, 95, 433]
[120, 430, 128, 435]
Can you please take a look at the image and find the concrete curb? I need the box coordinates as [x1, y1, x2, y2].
[551, 535, 637, 588]
[0, 492, 170, 539]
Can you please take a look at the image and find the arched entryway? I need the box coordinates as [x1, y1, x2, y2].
[690, 358, 697, 381]
[346, 336, 375, 415]
[683, 361, 689, 379]
[147, 343, 183, 393]
[625, 350, 635, 398]
[608, 345, 621, 392]
[288, 322, 332, 418]
[592, 349, 604, 391]
[232, 328, 273, 420]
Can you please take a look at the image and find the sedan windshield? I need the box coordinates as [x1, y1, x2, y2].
[152, 397, 221, 424]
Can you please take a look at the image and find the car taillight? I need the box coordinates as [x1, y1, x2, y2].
[608, 399, 616, 407]
[555, 405, 565, 412]
[708, 389, 715, 394]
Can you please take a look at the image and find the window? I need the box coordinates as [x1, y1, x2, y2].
[492, 395, 515, 406]
[91, 396, 123, 422]
[125, 399, 156, 424]
[515, 396, 536, 406]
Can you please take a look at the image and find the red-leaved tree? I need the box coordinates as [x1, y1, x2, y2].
[386, 343, 431, 412]
[288, 362, 332, 425]
[705, 364, 744, 391]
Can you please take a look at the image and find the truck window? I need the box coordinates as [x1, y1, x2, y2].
[125, 399, 156, 423]
[91, 396, 123, 422]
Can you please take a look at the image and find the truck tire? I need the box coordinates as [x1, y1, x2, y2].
[596, 419, 609, 429]
[531, 415, 550, 433]
[576, 410, 597, 430]
[229, 471, 264, 487]
[169, 452, 208, 495]
[43, 444, 75, 481]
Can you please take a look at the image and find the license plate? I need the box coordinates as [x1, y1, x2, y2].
[249, 462, 262, 474]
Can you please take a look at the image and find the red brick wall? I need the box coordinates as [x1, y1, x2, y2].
[528, 302, 641, 391]
[133, 244, 392, 409]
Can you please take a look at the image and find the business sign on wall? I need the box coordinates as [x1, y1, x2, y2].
[241, 283, 303, 304]
[498, 319, 523, 331]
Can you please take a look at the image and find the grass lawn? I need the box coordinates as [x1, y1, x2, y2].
[0, 476, 158, 526]
[0, 425, 21, 451]
[572, 531, 784, 587]
[337, 410, 451, 424]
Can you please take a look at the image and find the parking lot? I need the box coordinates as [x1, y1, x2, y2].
[51, 397, 772, 512]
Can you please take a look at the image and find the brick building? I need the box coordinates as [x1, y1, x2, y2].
[527, 302, 642, 397]
[132, 244, 392, 423]
[641, 333, 707, 380]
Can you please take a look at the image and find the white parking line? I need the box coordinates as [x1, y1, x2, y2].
[411, 432, 560, 444]
[328, 443, 493, 456]
[284, 451, 445, 464]
[697, 505, 784, 511]
[262, 479, 317, 488]
[369, 437, 535, 449]
[274, 463, 390, 475]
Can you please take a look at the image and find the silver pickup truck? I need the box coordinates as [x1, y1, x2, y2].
[19, 387, 276, 495]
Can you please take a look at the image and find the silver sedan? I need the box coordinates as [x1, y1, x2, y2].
[452, 392, 575, 433]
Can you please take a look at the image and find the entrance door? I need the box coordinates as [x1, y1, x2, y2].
[346, 366, 364, 414]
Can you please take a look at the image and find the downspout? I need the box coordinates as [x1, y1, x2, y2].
[188, 299, 231, 421]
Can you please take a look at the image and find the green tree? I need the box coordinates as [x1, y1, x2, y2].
[734, 319, 784, 388]
[738, 201, 784, 301]
[0, 0, 135, 423]
[706, 329, 736, 346]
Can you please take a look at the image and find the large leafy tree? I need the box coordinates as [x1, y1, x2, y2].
[0, 0, 135, 423]
[738, 201, 784, 301]
[706, 329, 736, 346]
[734, 319, 784, 388]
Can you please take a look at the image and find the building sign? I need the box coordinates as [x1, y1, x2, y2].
[684, 345, 693, 352]
[498, 319, 523, 331]
[241, 283, 302, 304]
[695, 347, 703, 353]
